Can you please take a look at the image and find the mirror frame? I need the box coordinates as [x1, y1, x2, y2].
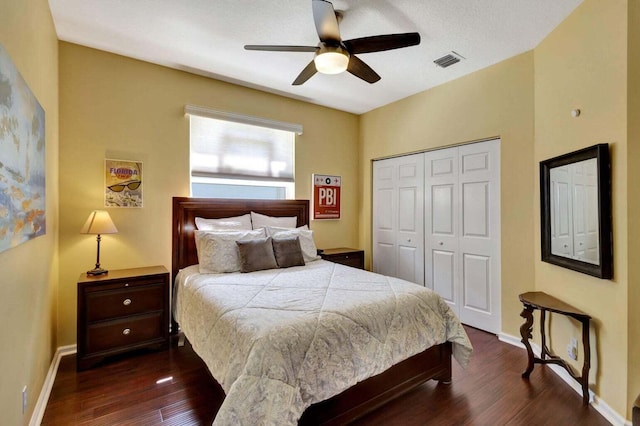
[540, 143, 612, 279]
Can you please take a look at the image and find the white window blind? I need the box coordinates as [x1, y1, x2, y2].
[186, 106, 300, 183]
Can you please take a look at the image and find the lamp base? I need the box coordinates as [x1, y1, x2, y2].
[87, 267, 108, 276]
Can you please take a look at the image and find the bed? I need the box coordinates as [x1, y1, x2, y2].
[171, 197, 472, 425]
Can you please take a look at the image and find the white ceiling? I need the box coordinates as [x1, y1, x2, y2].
[48, 0, 583, 115]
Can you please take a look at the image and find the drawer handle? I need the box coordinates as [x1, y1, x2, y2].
[122, 328, 131, 335]
[345, 255, 349, 259]
[123, 298, 132, 306]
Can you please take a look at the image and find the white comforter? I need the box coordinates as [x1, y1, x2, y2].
[174, 260, 472, 425]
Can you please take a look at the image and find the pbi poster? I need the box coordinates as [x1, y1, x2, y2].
[312, 174, 341, 220]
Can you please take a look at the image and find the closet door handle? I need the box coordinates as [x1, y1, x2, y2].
[439, 241, 444, 246]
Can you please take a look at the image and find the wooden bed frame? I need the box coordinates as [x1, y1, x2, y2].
[171, 197, 452, 425]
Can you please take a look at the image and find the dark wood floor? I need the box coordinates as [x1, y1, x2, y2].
[41, 327, 610, 425]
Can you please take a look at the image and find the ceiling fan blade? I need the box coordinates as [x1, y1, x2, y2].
[292, 60, 318, 85]
[245, 45, 318, 52]
[343, 32, 421, 54]
[312, 0, 341, 42]
[347, 55, 381, 84]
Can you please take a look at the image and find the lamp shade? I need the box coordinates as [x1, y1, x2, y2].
[314, 44, 349, 75]
[80, 210, 118, 235]
[314, 51, 349, 74]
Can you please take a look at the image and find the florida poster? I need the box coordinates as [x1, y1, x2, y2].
[105, 159, 143, 208]
[0, 44, 46, 254]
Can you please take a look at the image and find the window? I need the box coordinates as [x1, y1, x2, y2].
[186, 105, 302, 199]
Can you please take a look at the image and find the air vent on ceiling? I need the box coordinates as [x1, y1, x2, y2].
[434, 51, 465, 68]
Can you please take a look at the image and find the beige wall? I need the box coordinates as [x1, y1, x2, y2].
[534, 0, 628, 415]
[58, 42, 360, 346]
[359, 51, 536, 339]
[360, 0, 635, 419]
[0, 0, 59, 424]
[627, 0, 640, 419]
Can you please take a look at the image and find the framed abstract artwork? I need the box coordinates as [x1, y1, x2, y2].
[0, 43, 46, 254]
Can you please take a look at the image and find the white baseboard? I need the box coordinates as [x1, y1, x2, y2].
[498, 332, 630, 426]
[29, 344, 77, 426]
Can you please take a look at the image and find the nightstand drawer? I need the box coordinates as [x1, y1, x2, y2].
[86, 283, 164, 322]
[330, 255, 363, 269]
[320, 248, 365, 269]
[85, 313, 163, 354]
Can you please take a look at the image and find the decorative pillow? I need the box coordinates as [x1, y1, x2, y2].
[195, 214, 252, 231]
[236, 237, 279, 273]
[251, 211, 297, 230]
[272, 236, 305, 268]
[195, 229, 266, 273]
[270, 228, 321, 263]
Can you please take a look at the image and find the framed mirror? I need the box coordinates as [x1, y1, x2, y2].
[540, 143, 612, 278]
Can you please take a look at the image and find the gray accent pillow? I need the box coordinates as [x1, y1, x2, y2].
[236, 237, 278, 273]
[272, 236, 305, 268]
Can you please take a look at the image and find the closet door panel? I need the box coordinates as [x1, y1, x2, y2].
[462, 253, 491, 312]
[458, 140, 501, 333]
[373, 162, 397, 277]
[425, 147, 459, 297]
[396, 156, 424, 285]
[373, 154, 424, 284]
[398, 246, 419, 283]
[432, 250, 455, 303]
[432, 185, 455, 235]
[397, 186, 421, 283]
[462, 182, 489, 238]
[375, 243, 396, 277]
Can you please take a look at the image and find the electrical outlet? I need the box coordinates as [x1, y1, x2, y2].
[22, 386, 27, 414]
[567, 338, 578, 361]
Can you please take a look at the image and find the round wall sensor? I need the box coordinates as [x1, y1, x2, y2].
[571, 109, 581, 118]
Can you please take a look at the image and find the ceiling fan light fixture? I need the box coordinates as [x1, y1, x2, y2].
[314, 44, 349, 74]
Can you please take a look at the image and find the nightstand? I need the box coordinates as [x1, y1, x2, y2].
[320, 248, 365, 269]
[76, 265, 170, 370]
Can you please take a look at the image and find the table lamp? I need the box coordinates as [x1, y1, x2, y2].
[80, 210, 118, 276]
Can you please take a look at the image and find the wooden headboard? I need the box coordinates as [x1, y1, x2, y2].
[171, 197, 310, 281]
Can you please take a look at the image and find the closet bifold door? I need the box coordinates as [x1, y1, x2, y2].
[424, 147, 460, 310]
[424, 139, 501, 334]
[372, 154, 425, 286]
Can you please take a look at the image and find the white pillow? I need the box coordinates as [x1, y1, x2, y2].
[195, 229, 266, 273]
[266, 225, 309, 235]
[251, 211, 297, 230]
[270, 228, 320, 263]
[195, 214, 252, 231]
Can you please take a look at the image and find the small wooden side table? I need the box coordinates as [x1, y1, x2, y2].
[518, 291, 592, 405]
[77, 266, 170, 370]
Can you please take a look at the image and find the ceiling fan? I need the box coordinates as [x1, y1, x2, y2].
[244, 0, 421, 85]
